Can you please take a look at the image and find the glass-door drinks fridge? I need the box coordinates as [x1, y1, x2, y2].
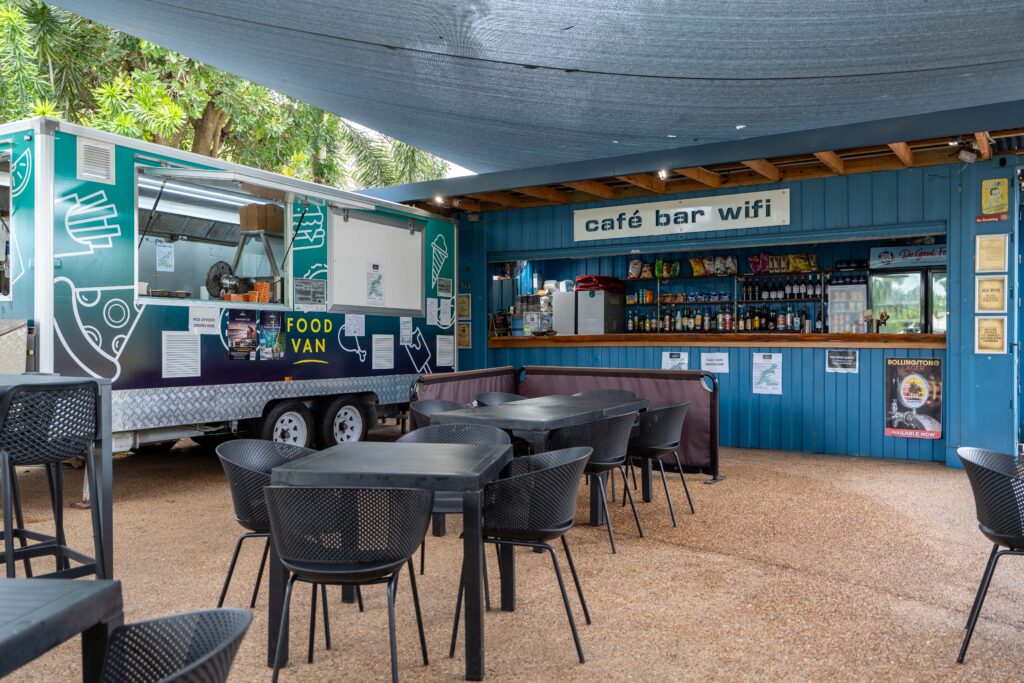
[868, 268, 945, 334]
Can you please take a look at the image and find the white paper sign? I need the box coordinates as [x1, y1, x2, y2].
[366, 262, 385, 305]
[399, 317, 413, 346]
[426, 298, 439, 326]
[574, 189, 789, 242]
[345, 314, 365, 337]
[436, 335, 455, 367]
[753, 353, 782, 395]
[372, 334, 394, 370]
[825, 349, 859, 373]
[188, 306, 220, 335]
[661, 351, 688, 370]
[156, 241, 175, 272]
[701, 352, 729, 373]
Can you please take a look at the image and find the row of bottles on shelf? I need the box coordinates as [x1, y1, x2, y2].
[741, 273, 823, 301]
[627, 304, 824, 334]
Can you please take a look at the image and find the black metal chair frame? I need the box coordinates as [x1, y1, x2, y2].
[448, 448, 593, 665]
[265, 486, 432, 683]
[624, 402, 695, 526]
[0, 382, 104, 580]
[396, 424, 511, 575]
[100, 608, 252, 683]
[956, 447, 1024, 663]
[550, 413, 642, 554]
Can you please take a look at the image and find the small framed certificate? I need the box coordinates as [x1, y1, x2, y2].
[975, 275, 1007, 313]
[975, 316, 1007, 354]
[975, 234, 1008, 272]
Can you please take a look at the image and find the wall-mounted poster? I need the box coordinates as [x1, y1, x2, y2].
[885, 358, 942, 439]
[975, 234, 1008, 272]
[258, 311, 286, 360]
[456, 322, 471, 349]
[826, 349, 859, 373]
[227, 309, 259, 360]
[981, 178, 1009, 215]
[457, 293, 471, 320]
[752, 353, 782, 395]
[975, 316, 1007, 354]
[975, 275, 1007, 313]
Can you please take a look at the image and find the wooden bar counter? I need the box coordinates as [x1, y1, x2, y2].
[489, 333, 946, 350]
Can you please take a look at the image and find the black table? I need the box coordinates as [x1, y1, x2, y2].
[432, 394, 648, 527]
[269, 441, 513, 681]
[0, 374, 114, 579]
[0, 578, 123, 682]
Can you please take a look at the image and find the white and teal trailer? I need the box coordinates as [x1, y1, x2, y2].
[0, 117, 456, 450]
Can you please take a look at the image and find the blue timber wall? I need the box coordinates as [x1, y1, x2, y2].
[456, 160, 1020, 466]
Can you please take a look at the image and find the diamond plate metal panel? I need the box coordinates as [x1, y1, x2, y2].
[111, 374, 417, 432]
[0, 321, 28, 374]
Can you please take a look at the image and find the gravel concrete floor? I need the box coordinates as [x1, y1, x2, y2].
[5, 429, 1024, 682]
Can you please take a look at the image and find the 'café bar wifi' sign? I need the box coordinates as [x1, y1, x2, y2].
[573, 189, 789, 242]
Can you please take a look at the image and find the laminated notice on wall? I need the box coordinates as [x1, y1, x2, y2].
[372, 334, 394, 370]
[701, 352, 729, 373]
[661, 351, 688, 370]
[752, 353, 782, 395]
[436, 335, 455, 367]
[345, 314, 365, 337]
[400, 317, 413, 346]
[426, 298, 439, 326]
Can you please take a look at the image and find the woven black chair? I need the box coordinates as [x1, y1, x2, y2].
[549, 412, 641, 553]
[397, 424, 511, 576]
[626, 402, 694, 527]
[409, 399, 464, 428]
[0, 381, 103, 579]
[266, 486, 433, 683]
[955, 447, 1024, 663]
[449, 447, 592, 664]
[475, 391, 526, 406]
[100, 608, 252, 683]
[572, 389, 637, 401]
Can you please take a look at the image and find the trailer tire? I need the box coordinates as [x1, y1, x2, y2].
[261, 401, 314, 448]
[319, 398, 368, 447]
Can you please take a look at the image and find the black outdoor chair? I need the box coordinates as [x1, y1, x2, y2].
[216, 439, 347, 665]
[955, 447, 1024, 663]
[409, 399, 464, 428]
[549, 412, 641, 553]
[0, 381, 104, 579]
[100, 608, 252, 683]
[265, 486, 433, 683]
[572, 389, 637, 401]
[449, 447, 593, 665]
[475, 391, 526, 406]
[626, 402, 694, 526]
[397, 424, 511, 576]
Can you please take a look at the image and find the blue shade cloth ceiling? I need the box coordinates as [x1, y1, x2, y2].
[53, 1, 1024, 174]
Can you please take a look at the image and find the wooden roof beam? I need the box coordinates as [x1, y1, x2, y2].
[674, 167, 724, 188]
[514, 185, 569, 203]
[562, 179, 616, 199]
[616, 173, 666, 193]
[887, 142, 914, 167]
[740, 159, 781, 182]
[975, 132, 992, 160]
[813, 151, 845, 174]
[467, 191, 531, 208]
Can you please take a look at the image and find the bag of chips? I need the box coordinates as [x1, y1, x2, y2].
[789, 254, 811, 272]
[689, 257, 705, 277]
[725, 255, 738, 275]
[808, 254, 819, 271]
[712, 256, 726, 276]
[640, 262, 654, 279]
[628, 259, 643, 279]
[670, 260, 681, 277]
[701, 256, 716, 277]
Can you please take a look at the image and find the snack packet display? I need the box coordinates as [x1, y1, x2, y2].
[628, 259, 643, 279]
[808, 254, 819, 271]
[670, 260, 681, 277]
[725, 255, 738, 275]
[789, 254, 810, 272]
[689, 257, 705, 277]
[640, 262, 654, 279]
[713, 256, 727, 276]
[701, 256, 716, 276]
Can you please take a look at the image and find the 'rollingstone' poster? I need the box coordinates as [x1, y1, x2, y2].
[885, 358, 942, 439]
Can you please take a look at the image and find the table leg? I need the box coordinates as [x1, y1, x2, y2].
[267, 542, 287, 667]
[589, 472, 607, 525]
[641, 459, 653, 503]
[98, 383, 113, 579]
[463, 490, 484, 680]
[82, 611, 121, 683]
[498, 544, 516, 612]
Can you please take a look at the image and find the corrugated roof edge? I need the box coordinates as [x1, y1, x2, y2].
[361, 99, 1024, 204]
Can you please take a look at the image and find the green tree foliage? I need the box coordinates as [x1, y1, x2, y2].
[0, 0, 448, 188]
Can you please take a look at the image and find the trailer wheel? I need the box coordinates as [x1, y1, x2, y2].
[319, 398, 368, 446]
[261, 401, 314, 447]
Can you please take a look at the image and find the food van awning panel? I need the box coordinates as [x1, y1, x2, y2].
[52, 1, 1024, 173]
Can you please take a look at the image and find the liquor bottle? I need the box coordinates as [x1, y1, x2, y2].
[737, 306, 744, 332]
[752, 307, 761, 331]
[745, 307, 753, 331]
[760, 280, 768, 300]
[814, 274, 822, 298]
[724, 306, 733, 332]
[663, 309, 671, 333]
[815, 308, 823, 332]
[784, 277, 792, 299]
[716, 306, 725, 331]
[693, 308, 702, 331]
[674, 307, 683, 332]
[627, 312, 634, 332]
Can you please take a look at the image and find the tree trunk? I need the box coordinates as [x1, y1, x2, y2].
[191, 100, 230, 157]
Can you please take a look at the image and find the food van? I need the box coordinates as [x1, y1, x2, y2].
[0, 117, 457, 450]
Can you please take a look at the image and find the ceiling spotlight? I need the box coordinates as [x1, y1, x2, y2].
[947, 140, 959, 146]
[735, 124, 747, 130]
[657, 169, 668, 179]
[433, 195, 445, 204]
